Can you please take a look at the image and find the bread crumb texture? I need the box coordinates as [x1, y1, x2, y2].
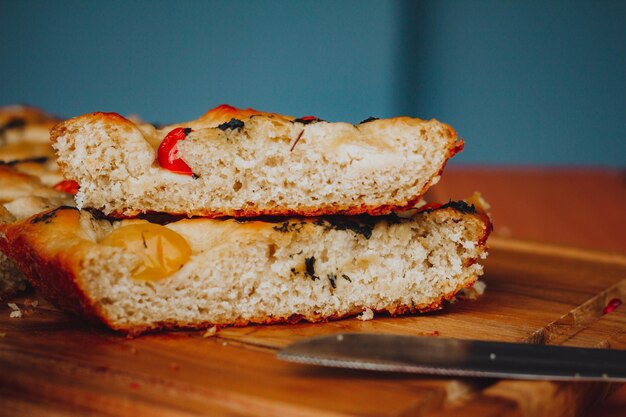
[51, 106, 461, 217]
[0, 204, 490, 334]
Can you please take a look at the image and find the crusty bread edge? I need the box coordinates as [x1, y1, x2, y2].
[0, 204, 489, 336]
[0, 208, 104, 321]
[51, 112, 463, 218]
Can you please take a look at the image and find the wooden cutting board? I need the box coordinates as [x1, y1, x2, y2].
[1, 236, 625, 417]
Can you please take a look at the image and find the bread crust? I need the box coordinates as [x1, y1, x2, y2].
[0, 203, 491, 335]
[51, 105, 463, 218]
[0, 163, 74, 299]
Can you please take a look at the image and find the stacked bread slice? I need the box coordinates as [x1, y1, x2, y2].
[0, 104, 491, 334]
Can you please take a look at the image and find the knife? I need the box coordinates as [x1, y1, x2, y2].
[277, 333, 626, 382]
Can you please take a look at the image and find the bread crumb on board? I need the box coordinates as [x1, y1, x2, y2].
[357, 308, 374, 321]
[456, 280, 487, 301]
[7, 303, 22, 318]
[202, 325, 220, 338]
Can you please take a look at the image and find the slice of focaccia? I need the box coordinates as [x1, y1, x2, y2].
[0, 105, 59, 163]
[0, 166, 74, 300]
[51, 104, 463, 218]
[0, 202, 490, 334]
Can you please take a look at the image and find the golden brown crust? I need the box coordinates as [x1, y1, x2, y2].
[0, 208, 104, 323]
[0, 203, 491, 335]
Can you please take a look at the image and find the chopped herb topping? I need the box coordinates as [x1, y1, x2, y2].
[183, 127, 192, 136]
[0, 156, 48, 167]
[272, 221, 306, 233]
[327, 273, 337, 289]
[385, 212, 403, 225]
[341, 274, 352, 282]
[191, 173, 200, 180]
[273, 222, 290, 233]
[314, 218, 375, 239]
[437, 200, 476, 214]
[358, 116, 379, 124]
[30, 206, 76, 224]
[217, 118, 244, 131]
[31, 210, 58, 224]
[304, 256, 318, 280]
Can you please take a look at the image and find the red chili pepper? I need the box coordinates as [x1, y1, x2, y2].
[53, 179, 79, 195]
[157, 127, 193, 175]
[603, 298, 622, 314]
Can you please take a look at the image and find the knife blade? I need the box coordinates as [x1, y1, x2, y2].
[277, 333, 626, 382]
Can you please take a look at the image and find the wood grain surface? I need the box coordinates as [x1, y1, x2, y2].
[432, 166, 626, 417]
[1, 167, 624, 417]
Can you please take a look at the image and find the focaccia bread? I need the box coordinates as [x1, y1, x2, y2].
[51, 104, 463, 218]
[0, 201, 490, 334]
[4, 159, 65, 187]
[0, 105, 59, 163]
[0, 166, 74, 300]
[0, 165, 70, 205]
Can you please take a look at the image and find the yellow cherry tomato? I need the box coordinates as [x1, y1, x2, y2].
[100, 223, 191, 281]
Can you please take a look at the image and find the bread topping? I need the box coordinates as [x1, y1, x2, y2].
[53, 180, 79, 195]
[100, 223, 191, 280]
[157, 128, 194, 175]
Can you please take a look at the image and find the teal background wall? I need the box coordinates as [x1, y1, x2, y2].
[1, 0, 624, 166]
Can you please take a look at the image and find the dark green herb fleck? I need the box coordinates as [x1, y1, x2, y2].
[438, 200, 476, 214]
[217, 118, 244, 131]
[273, 222, 290, 233]
[30, 208, 60, 224]
[304, 256, 318, 280]
[341, 274, 352, 282]
[321, 218, 374, 239]
[272, 221, 305, 233]
[0, 156, 48, 167]
[327, 273, 337, 289]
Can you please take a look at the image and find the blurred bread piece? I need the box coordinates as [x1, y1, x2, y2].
[0, 202, 490, 334]
[0, 166, 74, 300]
[51, 104, 463, 218]
[0, 105, 59, 163]
[0, 165, 70, 207]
